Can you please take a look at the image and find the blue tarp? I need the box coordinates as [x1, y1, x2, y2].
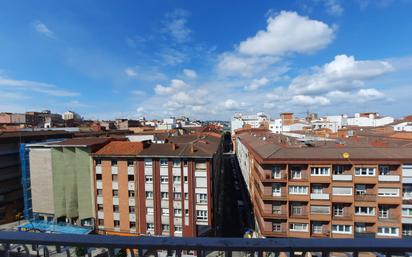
[17, 220, 92, 235]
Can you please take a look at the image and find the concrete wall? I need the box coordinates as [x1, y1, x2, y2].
[30, 148, 55, 215]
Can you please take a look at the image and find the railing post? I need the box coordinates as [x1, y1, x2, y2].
[322, 251, 329, 257]
[353, 251, 359, 257]
[225, 250, 232, 257]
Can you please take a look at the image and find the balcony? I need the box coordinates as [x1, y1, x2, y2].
[378, 175, 400, 182]
[1, 232, 412, 257]
[355, 194, 376, 202]
[310, 193, 330, 200]
[332, 213, 352, 221]
[290, 210, 309, 219]
[378, 215, 399, 223]
[332, 174, 352, 181]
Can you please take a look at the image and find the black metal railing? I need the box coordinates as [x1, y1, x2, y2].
[1, 231, 412, 257]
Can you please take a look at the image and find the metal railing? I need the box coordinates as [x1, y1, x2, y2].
[1, 232, 412, 257]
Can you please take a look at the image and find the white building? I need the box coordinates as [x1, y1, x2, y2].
[230, 112, 269, 134]
[392, 122, 412, 132]
[269, 119, 309, 134]
[347, 113, 394, 127]
[156, 117, 177, 130]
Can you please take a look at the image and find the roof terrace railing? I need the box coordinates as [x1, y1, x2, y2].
[1, 232, 412, 257]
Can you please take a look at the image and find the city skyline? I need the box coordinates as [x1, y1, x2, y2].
[1, 1, 412, 120]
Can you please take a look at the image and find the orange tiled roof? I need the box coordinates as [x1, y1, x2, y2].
[94, 141, 144, 156]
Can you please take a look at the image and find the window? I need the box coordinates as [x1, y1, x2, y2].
[334, 165, 345, 175]
[98, 219, 104, 226]
[378, 188, 399, 197]
[145, 191, 153, 199]
[183, 160, 188, 167]
[184, 176, 188, 183]
[161, 192, 169, 200]
[97, 204, 103, 211]
[355, 223, 366, 233]
[173, 176, 181, 183]
[114, 220, 120, 227]
[129, 206, 136, 213]
[160, 159, 168, 166]
[162, 224, 170, 231]
[355, 167, 375, 176]
[175, 225, 183, 232]
[312, 222, 323, 234]
[128, 190, 135, 197]
[146, 207, 154, 215]
[174, 208, 182, 217]
[112, 174, 118, 181]
[291, 205, 304, 216]
[147, 223, 154, 230]
[289, 223, 308, 232]
[402, 208, 412, 217]
[97, 189, 103, 196]
[272, 222, 282, 232]
[378, 227, 399, 236]
[161, 208, 169, 216]
[332, 187, 352, 195]
[111, 160, 117, 166]
[196, 193, 207, 203]
[112, 190, 119, 197]
[196, 177, 207, 187]
[96, 159, 101, 165]
[184, 193, 189, 200]
[272, 166, 281, 179]
[127, 160, 133, 167]
[311, 167, 330, 176]
[174, 192, 182, 200]
[333, 205, 344, 216]
[332, 224, 352, 234]
[145, 175, 153, 183]
[185, 209, 189, 216]
[129, 222, 136, 229]
[160, 176, 168, 184]
[144, 158, 152, 167]
[379, 205, 389, 218]
[356, 185, 367, 195]
[379, 166, 390, 175]
[196, 210, 207, 221]
[272, 184, 281, 196]
[291, 169, 302, 179]
[312, 185, 324, 194]
[96, 174, 102, 180]
[113, 205, 119, 213]
[403, 225, 412, 236]
[355, 206, 375, 216]
[173, 159, 181, 167]
[289, 186, 308, 195]
[310, 205, 330, 215]
[128, 175, 134, 181]
[272, 204, 282, 214]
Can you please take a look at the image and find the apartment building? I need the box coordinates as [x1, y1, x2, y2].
[28, 137, 111, 226]
[235, 131, 412, 239]
[92, 134, 222, 237]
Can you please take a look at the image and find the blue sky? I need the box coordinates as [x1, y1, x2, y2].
[0, 0, 412, 120]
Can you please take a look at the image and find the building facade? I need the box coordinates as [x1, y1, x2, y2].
[92, 135, 222, 237]
[236, 131, 412, 239]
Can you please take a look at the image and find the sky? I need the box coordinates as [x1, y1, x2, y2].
[0, 0, 412, 121]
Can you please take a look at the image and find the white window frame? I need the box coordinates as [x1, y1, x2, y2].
[289, 186, 308, 195]
[332, 224, 352, 234]
[147, 223, 154, 230]
[174, 208, 182, 217]
[289, 223, 308, 232]
[355, 206, 375, 216]
[272, 183, 282, 196]
[379, 166, 390, 175]
[160, 159, 168, 166]
[196, 193, 208, 204]
[145, 175, 153, 183]
[291, 169, 302, 179]
[377, 227, 399, 237]
[355, 167, 375, 176]
[161, 192, 169, 200]
[332, 187, 353, 196]
[144, 158, 152, 167]
[356, 185, 367, 195]
[196, 210, 208, 221]
[145, 191, 153, 199]
[355, 223, 366, 233]
[160, 176, 169, 184]
[334, 165, 345, 175]
[310, 205, 330, 215]
[311, 167, 330, 176]
[173, 159, 181, 167]
[312, 222, 323, 234]
[333, 205, 344, 216]
[379, 205, 389, 218]
[378, 188, 400, 197]
[272, 166, 281, 179]
[402, 208, 412, 217]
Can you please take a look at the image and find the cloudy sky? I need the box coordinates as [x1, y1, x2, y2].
[1, 0, 412, 120]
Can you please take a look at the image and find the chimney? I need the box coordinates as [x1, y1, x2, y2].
[172, 143, 177, 150]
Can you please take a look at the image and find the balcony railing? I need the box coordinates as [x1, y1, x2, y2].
[355, 194, 376, 202]
[378, 175, 400, 182]
[310, 193, 330, 200]
[332, 174, 352, 181]
[1, 232, 412, 257]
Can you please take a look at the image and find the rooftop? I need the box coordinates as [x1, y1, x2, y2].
[48, 137, 111, 147]
[94, 141, 144, 156]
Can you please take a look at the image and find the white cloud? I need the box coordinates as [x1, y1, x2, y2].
[32, 21, 55, 38]
[292, 95, 330, 106]
[324, 0, 344, 16]
[125, 67, 137, 77]
[217, 52, 279, 77]
[163, 9, 191, 43]
[289, 54, 394, 94]
[326, 88, 386, 103]
[357, 88, 385, 100]
[245, 77, 269, 91]
[238, 11, 335, 56]
[154, 79, 190, 95]
[223, 99, 240, 110]
[131, 90, 146, 96]
[183, 69, 197, 79]
[0, 76, 78, 97]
